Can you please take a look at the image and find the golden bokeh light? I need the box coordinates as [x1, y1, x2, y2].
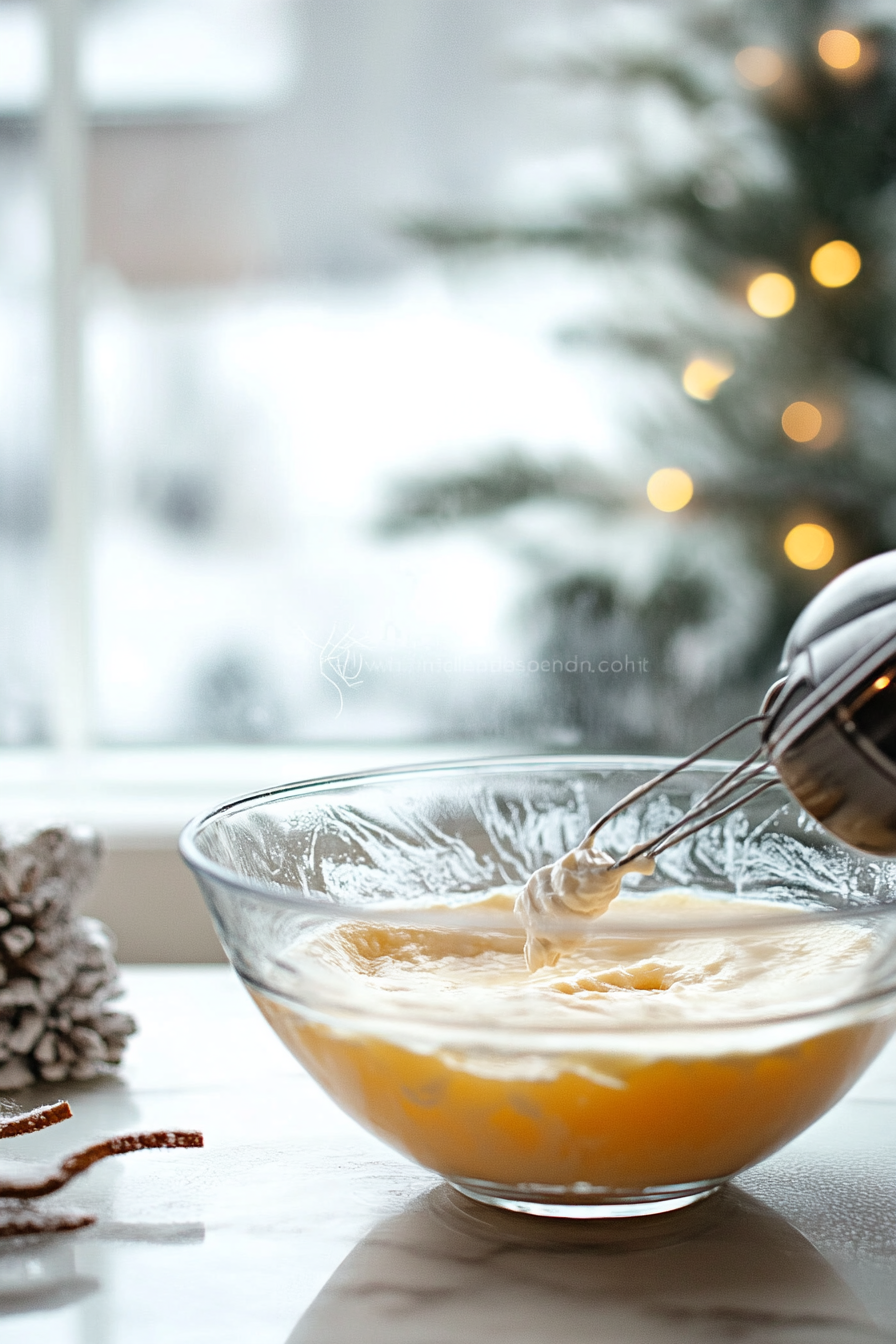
[784, 523, 835, 570]
[818, 29, 861, 69]
[874, 675, 892, 691]
[734, 46, 785, 87]
[682, 356, 734, 401]
[781, 401, 823, 443]
[647, 468, 694, 513]
[746, 272, 796, 317]
[810, 239, 861, 288]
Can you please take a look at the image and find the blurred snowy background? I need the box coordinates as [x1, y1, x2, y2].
[1, 0, 894, 749]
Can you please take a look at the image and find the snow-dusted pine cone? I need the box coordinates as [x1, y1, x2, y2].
[0, 826, 135, 1089]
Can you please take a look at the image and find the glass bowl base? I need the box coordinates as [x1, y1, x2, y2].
[448, 1178, 723, 1219]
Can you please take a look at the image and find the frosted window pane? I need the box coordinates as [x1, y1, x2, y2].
[87, 0, 606, 745]
[0, 1, 50, 745]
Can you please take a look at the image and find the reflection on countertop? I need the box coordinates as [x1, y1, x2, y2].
[288, 1183, 884, 1344]
[0, 1242, 97, 1318]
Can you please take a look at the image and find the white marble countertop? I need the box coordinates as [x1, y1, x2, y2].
[0, 966, 894, 1344]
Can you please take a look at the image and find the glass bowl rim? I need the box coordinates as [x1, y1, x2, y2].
[178, 753, 896, 935]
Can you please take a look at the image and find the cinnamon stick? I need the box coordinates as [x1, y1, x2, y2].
[0, 1208, 95, 1237]
[0, 1100, 72, 1140]
[0, 1130, 204, 1199]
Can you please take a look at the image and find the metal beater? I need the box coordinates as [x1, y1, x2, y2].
[588, 550, 896, 865]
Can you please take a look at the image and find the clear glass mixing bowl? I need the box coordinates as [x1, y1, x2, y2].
[179, 757, 896, 1218]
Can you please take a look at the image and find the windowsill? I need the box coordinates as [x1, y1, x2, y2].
[0, 741, 529, 963]
[0, 741, 525, 841]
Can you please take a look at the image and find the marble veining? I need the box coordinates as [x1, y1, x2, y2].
[288, 1184, 889, 1344]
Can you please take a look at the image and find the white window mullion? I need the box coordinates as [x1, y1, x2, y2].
[45, 0, 89, 750]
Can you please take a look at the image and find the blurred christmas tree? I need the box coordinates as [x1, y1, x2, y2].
[379, 0, 896, 750]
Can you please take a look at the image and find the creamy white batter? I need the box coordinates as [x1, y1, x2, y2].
[514, 835, 656, 970]
[284, 889, 875, 1033]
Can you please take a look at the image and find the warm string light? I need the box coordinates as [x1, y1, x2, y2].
[682, 357, 734, 401]
[730, 38, 858, 583]
[784, 523, 835, 570]
[811, 240, 861, 288]
[746, 272, 795, 317]
[818, 29, 861, 70]
[874, 676, 892, 692]
[781, 401, 823, 443]
[647, 468, 693, 513]
[781, 398, 845, 450]
[734, 46, 784, 88]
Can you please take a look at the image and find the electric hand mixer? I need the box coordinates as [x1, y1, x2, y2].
[588, 549, 896, 865]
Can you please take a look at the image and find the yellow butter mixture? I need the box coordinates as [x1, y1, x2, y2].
[255, 889, 892, 1191]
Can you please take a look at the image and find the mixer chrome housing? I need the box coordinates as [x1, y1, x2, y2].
[586, 550, 896, 864]
[765, 551, 896, 855]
